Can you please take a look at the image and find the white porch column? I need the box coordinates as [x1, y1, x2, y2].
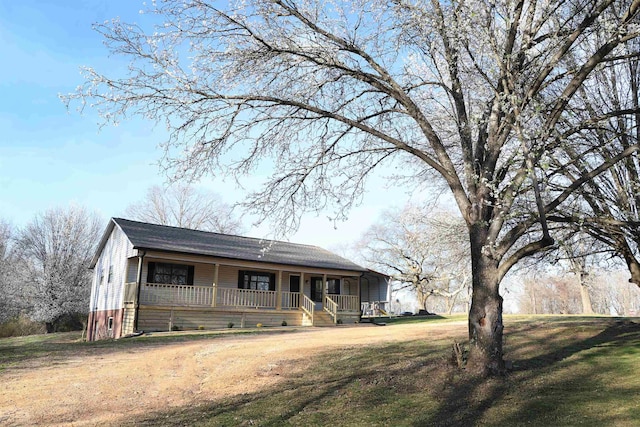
[300, 272, 305, 297]
[322, 273, 327, 306]
[357, 275, 362, 314]
[276, 270, 283, 310]
[134, 255, 144, 307]
[211, 263, 219, 307]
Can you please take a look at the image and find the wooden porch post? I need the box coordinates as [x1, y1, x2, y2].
[300, 272, 304, 298]
[133, 252, 145, 332]
[276, 270, 282, 310]
[322, 273, 327, 307]
[211, 263, 219, 307]
[357, 275, 361, 314]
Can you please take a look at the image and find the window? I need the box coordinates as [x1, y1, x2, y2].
[99, 268, 105, 286]
[107, 317, 114, 331]
[107, 265, 113, 283]
[238, 270, 276, 291]
[327, 278, 341, 295]
[147, 262, 195, 285]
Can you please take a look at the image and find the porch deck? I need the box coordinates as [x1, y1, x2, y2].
[126, 282, 360, 313]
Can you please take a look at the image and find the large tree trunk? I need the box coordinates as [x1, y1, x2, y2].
[466, 227, 505, 376]
[578, 273, 594, 315]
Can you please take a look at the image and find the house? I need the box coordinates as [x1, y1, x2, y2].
[87, 218, 390, 340]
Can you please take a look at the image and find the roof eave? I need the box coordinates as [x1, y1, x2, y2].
[88, 219, 117, 269]
[131, 245, 367, 273]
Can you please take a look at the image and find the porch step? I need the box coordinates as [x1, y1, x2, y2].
[313, 310, 336, 327]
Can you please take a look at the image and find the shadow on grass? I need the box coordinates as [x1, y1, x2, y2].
[126, 340, 452, 426]
[515, 320, 640, 369]
[419, 320, 640, 426]
[125, 319, 640, 427]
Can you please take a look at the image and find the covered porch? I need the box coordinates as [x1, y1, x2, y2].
[125, 281, 360, 328]
[126, 278, 360, 311]
[122, 253, 363, 331]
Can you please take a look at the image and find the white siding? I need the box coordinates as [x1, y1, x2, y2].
[89, 225, 134, 312]
[360, 275, 389, 302]
[217, 265, 237, 288]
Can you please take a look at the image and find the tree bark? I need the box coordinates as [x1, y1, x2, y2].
[466, 227, 505, 376]
[578, 273, 594, 315]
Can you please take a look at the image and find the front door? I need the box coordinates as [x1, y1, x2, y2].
[290, 275, 300, 293]
[310, 276, 323, 303]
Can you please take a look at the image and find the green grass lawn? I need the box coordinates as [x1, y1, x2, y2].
[1, 316, 638, 426]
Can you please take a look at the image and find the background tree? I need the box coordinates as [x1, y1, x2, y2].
[519, 272, 584, 315]
[555, 233, 604, 314]
[0, 220, 21, 323]
[16, 206, 102, 333]
[518, 268, 640, 315]
[67, 0, 640, 374]
[125, 184, 244, 234]
[588, 270, 640, 315]
[358, 204, 470, 315]
[549, 39, 640, 285]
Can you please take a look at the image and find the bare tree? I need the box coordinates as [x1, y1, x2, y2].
[548, 40, 640, 285]
[519, 268, 640, 315]
[358, 204, 470, 315]
[0, 220, 21, 323]
[16, 207, 102, 332]
[556, 234, 599, 314]
[66, 0, 640, 374]
[518, 268, 579, 315]
[125, 184, 243, 234]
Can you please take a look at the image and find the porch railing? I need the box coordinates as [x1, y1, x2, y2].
[216, 287, 277, 309]
[281, 291, 300, 309]
[327, 294, 360, 312]
[140, 283, 213, 306]
[324, 295, 338, 323]
[137, 282, 356, 317]
[301, 294, 315, 323]
[361, 301, 389, 317]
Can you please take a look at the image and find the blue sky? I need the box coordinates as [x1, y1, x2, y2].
[0, 0, 414, 250]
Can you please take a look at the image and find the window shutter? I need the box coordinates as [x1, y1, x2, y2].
[146, 262, 156, 283]
[187, 265, 195, 285]
[335, 279, 341, 295]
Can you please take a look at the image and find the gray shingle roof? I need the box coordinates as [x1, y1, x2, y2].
[112, 218, 366, 272]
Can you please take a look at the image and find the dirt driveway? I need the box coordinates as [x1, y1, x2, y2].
[0, 321, 466, 426]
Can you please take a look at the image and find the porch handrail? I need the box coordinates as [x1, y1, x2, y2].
[281, 291, 300, 309]
[217, 287, 277, 309]
[324, 295, 338, 323]
[140, 283, 213, 306]
[328, 294, 359, 312]
[300, 294, 314, 323]
[361, 300, 389, 316]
